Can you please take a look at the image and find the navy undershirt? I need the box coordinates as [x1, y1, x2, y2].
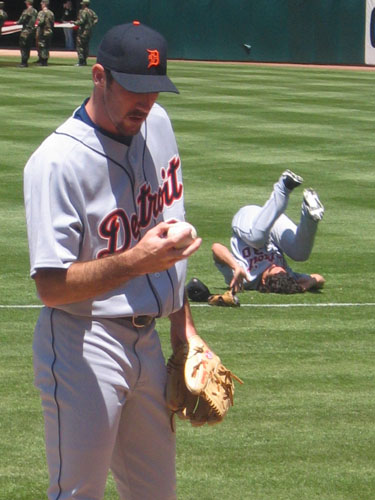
[73, 98, 133, 146]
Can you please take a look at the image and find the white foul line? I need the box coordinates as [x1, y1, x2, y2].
[0, 305, 43, 308]
[190, 302, 375, 308]
[0, 303, 374, 309]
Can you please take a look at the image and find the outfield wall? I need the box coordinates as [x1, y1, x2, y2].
[90, 0, 375, 66]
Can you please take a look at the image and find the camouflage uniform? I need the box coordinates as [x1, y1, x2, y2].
[36, 2, 55, 66]
[74, 1, 98, 66]
[0, 2, 8, 36]
[17, 1, 37, 67]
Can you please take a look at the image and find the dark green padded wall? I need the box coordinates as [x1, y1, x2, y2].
[89, 0, 365, 65]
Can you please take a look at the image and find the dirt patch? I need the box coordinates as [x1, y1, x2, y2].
[1, 48, 375, 70]
[0, 48, 78, 58]
[170, 58, 375, 72]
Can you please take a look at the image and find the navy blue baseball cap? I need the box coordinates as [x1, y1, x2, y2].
[97, 21, 179, 94]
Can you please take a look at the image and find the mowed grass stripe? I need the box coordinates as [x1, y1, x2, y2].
[0, 58, 374, 499]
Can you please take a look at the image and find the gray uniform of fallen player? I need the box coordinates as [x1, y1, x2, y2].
[212, 170, 325, 292]
[23, 22, 201, 500]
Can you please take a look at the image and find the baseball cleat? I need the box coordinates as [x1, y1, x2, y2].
[282, 169, 303, 190]
[303, 188, 324, 221]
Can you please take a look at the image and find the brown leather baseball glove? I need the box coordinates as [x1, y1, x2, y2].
[208, 289, 240, 307]
[166, 335, 243, 429]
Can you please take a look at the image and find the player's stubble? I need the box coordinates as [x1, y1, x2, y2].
[103, 75, 159, 137]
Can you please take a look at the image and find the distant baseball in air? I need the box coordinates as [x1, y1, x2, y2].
[167, 221, 198, 249]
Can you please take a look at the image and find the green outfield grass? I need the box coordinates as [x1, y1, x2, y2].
[0, 54, 374, 499]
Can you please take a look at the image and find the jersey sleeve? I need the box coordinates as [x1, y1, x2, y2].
[24, 139, 84, 277]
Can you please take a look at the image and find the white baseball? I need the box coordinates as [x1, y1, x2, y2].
[167, 221, 197, 249]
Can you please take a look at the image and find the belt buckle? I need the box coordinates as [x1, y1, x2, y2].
[132, 315, 153, 328]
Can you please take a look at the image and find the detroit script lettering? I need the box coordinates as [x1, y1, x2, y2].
[97, 156, 183, 258]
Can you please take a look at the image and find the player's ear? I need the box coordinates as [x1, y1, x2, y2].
[92, 64, 106, 89]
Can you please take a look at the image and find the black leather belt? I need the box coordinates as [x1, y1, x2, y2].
[130, 315, 155, 328]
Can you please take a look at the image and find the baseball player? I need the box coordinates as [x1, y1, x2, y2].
[24, 22, 202, 500]
[212, 170, 325, 293]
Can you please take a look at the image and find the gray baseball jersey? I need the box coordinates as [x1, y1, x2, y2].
[24, 101, 187, 318]
[230, 205, 287, 287]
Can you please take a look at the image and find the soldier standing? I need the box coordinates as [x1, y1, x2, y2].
[17, 0, 37, 68]
[0, 2, 8, 36]
[36, 0, 54, 66]
[74, 0, 98, 66]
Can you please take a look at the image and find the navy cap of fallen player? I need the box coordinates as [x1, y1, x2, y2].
[96, 21, 179, 94]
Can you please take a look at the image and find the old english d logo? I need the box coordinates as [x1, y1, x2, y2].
[147, 49, 160, 68]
